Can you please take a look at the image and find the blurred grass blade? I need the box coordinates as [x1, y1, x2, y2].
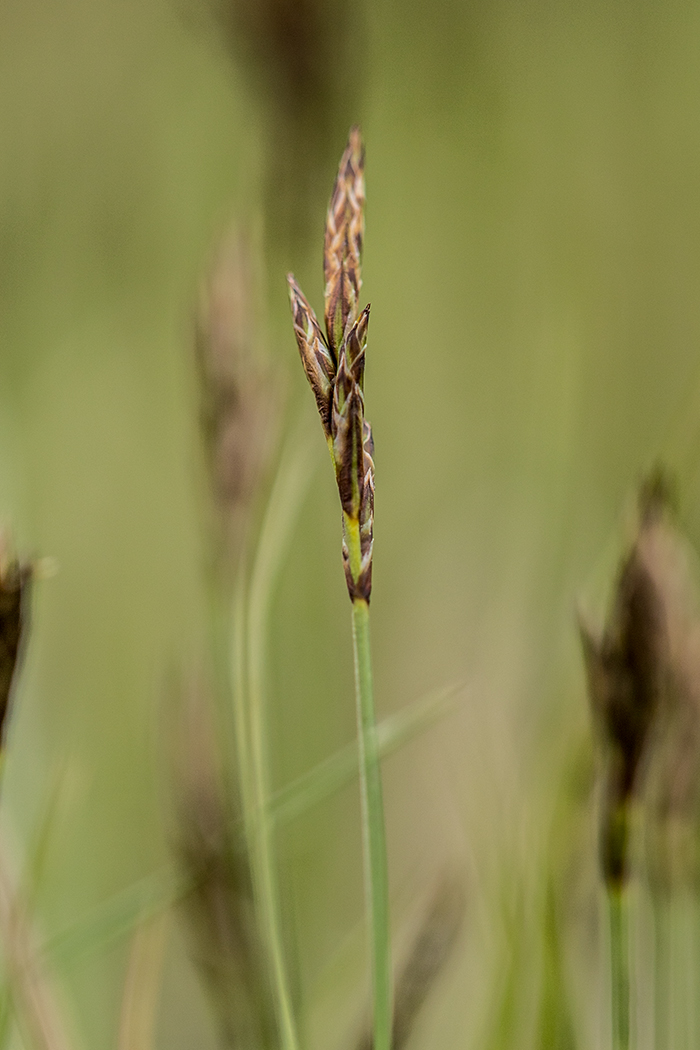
[481, 877, 528, 1050]
[609, 887, 630, 1050]
[0, 985, 11, 1050]
[244, 415, 318, 1050]
[0, 842, 73, 1050]
[39, 684, 459, 971]
[654, 895, 670, 1050]
[269, 681, 461, 829]
[118, 912, 170, 1050]
[19, 763, 70, 916]
[536, 883, 577, 1050]
[42, 868, 186, 967]
[390, 874, 465, 1050]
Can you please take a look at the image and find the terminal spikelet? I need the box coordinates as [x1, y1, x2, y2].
[323, 126, 365, 354]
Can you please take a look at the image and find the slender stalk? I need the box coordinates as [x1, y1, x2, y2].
[608, 885, 630, 1050]
[351, 596, 392, 1050]
[654, 894, 670, 1050]
[231, 576, 253, 829]
[245, 426, 316, 1050]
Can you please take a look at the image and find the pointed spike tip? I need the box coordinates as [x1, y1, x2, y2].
[346, 125, 364, 164]
[323, 128, 366, 353]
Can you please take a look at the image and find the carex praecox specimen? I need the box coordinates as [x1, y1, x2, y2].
[287, 127, 374, 603]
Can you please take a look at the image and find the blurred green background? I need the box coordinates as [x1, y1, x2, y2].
[3, 0, 700, 1047]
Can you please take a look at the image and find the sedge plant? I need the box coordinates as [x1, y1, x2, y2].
[287, 127, 392, 1050]
[579, 476, 672, 1050]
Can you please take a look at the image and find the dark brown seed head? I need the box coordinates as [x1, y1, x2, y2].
[196, 230, 278, 570]
[0, 555, 31, 744]
[287, 274, 336, 438]
[333, 381, 365, 522]
[355, 873, 466, 1050]
[580, 547, 664, 801]
[323, 126, 365, 353]
[171, 682, 275, 1049]
[579, 487, 669, 884]
[341, 420, 375, 603]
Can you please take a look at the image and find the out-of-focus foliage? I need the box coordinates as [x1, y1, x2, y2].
[3, 0, 700, 1047]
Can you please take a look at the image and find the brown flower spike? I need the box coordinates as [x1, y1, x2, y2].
[0, 551, 31, 744]
[288, 127, 374, 602]
[579, 476, 670, 885]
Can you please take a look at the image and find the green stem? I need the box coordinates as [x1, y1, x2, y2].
[608, 885, 630, 1050]
[351, 597, 392, 1050]
[232, 577, 254, 832]
[244, 426, 316, 1050]
[653, 893, 670, 1050]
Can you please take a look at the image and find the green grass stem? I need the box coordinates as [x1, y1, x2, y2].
[244, 422, 317, 1050]
[351, 596, 392, 1050]
[608, 886, 630, 1050]
[232, 576, 254, 836]
[43, 867, 187, 966]
[653, 894, 670, 1050]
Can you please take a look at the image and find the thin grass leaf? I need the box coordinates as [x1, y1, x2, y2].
[37, 687, 458, 974]
[0, 985, 11, 1050]
[19, 763, 71, 918]
[118, 912, 170, 1050]
[42, 868, 186, 968]
[480, 878, 530, 1050]
[244, 415, 318, 1050]
[269, 682, 461, 829]
[536, 883, 577, 1050]
[0, 843, 73, 1050]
